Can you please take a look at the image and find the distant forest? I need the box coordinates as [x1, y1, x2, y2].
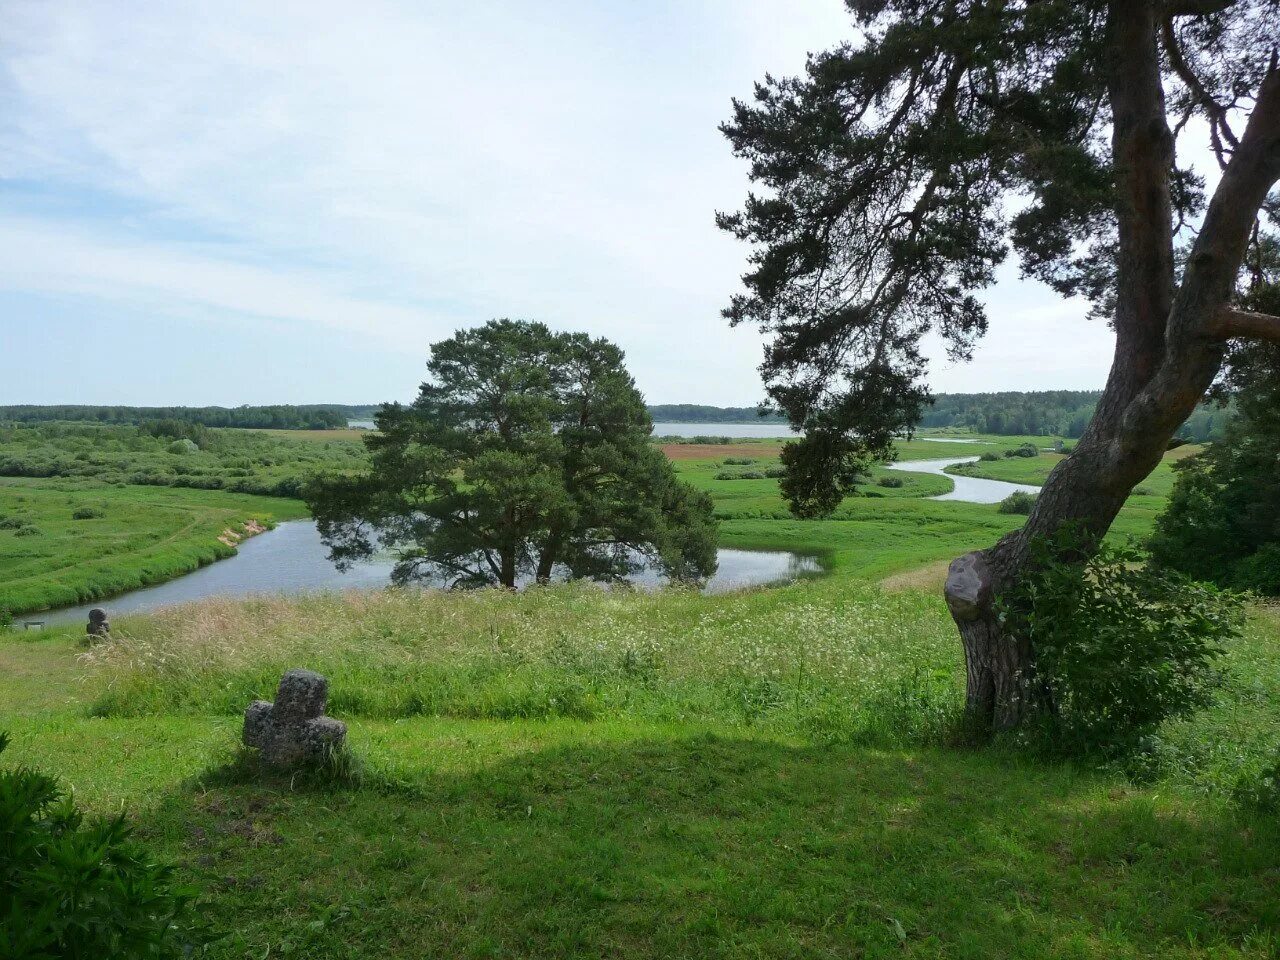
[648, 394, 1229, 441]
[646, 404, 786, 423]
[0, 405, 373, 430]
[917, 391, 1229, 441]
[0, 396, 1230, 440]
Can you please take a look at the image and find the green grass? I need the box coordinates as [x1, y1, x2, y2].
[0, 420, 367, 496]
[3, 585, 1280, 958]
[947, 446, 1198, 499]
[674, 432, 1183, 582]
[0, 479, 307, 615]
[3, 424, 1277, 958]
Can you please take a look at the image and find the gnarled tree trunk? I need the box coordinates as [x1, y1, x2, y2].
[946, 0, 1280, 733]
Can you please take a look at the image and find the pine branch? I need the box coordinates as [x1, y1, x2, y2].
[1210, 306, 1280, 342]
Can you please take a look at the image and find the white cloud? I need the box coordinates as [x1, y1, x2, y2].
[0, 0, 1123, 404]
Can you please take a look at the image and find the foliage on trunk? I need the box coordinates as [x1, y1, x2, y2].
[721, 0, 1280, 732]
[307, 320, 718, 589]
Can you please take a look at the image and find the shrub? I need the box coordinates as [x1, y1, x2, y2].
[1231, 543, 1280, 596]
[722, 457, 755, 465]
[1234, 750, 1280, 813]
[72, 506, 105, 520]
[877, 476, 904, 488]
[166, 438, 199, 455]
[997, 491, 1037, 514]
[13, 525, 40, 537]
[0, 732, 194, 957]
[738, 471, 766, 480]
[1003, 443, 1039, 458]
[1131, 486, 1154, 497]
[1002, 535, 1240, 753]
[0, 516, 24, 530]
[979, 451, 1001, 462]
[764, 466, 786, 479]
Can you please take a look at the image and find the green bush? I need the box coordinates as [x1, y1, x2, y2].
[1002, 535, 1240, 753]
[0, 732, 194, 957]
[877, 476, 904, 488]
[997, 491, 1037, 514]
[0, 516, 23, 530]
[12, 525, 39, 537]
[979, 451, 1001, 462]
[1003, 443, 1038, 459]
[722, 457, 755, 466]
[1234, 750, 1280, 813]
[764, 466, 786, 479]
[71, 506, 105, 520]
[166, 438, 199, 456]
[1231, 543, 1280, 596]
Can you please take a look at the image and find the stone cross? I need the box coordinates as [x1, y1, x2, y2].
[243, 669, 347, 768]
[86, 608, 110, 639]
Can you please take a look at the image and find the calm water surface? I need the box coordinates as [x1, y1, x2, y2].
[886, 456, 1041, 504]
[36, 522, 821, 626]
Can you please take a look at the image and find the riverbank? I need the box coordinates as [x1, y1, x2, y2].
[0, 479, 307, 618]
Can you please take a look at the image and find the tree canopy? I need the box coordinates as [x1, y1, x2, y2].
[719, 0, 1279, 514]
[306, 320, 718, 589]
[721, 0, 1280, 732]
[1152, 286, 1280, 594]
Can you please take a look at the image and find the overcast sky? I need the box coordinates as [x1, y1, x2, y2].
[0, 0, 1118, 407]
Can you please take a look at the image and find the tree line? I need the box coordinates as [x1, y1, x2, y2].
[0, 405, 369, 430]
[918, 391, 1230, 441]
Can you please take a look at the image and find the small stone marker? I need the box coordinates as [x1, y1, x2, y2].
[243, 669, 347, 768]
[86, 608, 110, 639]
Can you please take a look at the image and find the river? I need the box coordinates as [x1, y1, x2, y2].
[885, 455, 1041, 504]
[34, 522, 821, 627]
[30, 436, 1036, 628]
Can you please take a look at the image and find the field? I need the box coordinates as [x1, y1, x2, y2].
[2, 576, 1279, 957]
[0, 428, 1190, 616]
[4, 422, 1279, 957]
[0, 421, 366, 496]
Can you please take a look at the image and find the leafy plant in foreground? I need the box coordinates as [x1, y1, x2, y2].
[1001, 534, 1241, 754]
[0, 733, 194, 958]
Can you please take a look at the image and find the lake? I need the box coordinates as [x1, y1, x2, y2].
[35, 522, 821, 627]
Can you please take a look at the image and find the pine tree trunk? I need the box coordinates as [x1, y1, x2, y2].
[940, 0, 1280, 735]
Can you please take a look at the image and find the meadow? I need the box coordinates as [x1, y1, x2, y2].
[0, 420, 366, 496]
[0, 478, 307, 616]
[4, 423, 1280, 957]
[0, 428, 1185, 616]
[2, 575, 1279, 957]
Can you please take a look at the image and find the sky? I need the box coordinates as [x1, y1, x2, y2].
[0, 0, 1119, 408]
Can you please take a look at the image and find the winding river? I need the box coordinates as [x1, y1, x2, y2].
[30, 433, 1038, 627]
[886, 455, 1042, 504]
[35, 523, 822, 626]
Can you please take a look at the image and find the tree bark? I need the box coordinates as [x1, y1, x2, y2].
[945, 0, 1280, 734]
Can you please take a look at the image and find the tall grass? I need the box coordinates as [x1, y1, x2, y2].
[83, 579, 963, 745]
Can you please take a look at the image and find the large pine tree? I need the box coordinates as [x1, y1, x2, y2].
[720, 0, 1280, 731]
[307, 320, 718, 589]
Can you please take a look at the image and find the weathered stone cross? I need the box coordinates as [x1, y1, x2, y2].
[243, 669, 347, 768]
